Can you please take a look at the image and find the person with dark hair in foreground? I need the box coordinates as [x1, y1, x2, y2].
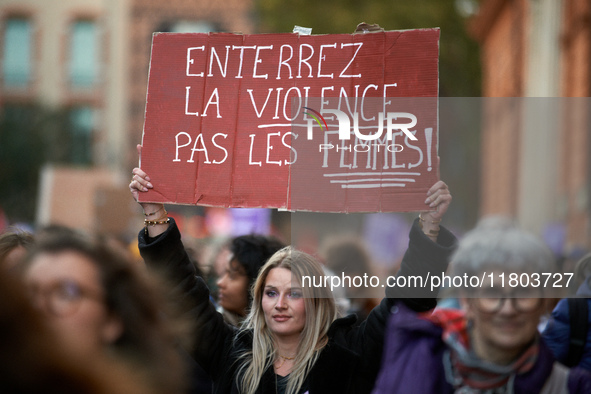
[0, 242, 150, 394]
[20, 227, 190, 394]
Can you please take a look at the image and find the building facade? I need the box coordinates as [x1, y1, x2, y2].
[0, 0, 254, 234]
[1, 0, 254, 169]
[470, 0, 591, 255]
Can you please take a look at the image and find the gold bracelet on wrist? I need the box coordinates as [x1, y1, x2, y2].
[144, 217, 170, 235]
[144, 207, 166, 217]
[418, 213, 440, 237]
[144, 217, 170, 226]
[419, 212, 442, 225]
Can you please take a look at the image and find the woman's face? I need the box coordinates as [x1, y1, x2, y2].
[466, 277, 545, 364]
[261, 267, 306, 341]
[216, 258, 249, 316]
[25, 250, 122, 355]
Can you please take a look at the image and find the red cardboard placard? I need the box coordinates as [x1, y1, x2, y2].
[140, 29, 439, 212]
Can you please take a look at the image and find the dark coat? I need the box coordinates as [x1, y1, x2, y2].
[139, 218, 457, 394]
[542, 280, 591, 372]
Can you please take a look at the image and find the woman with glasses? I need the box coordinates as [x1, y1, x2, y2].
[21, 227, 190, 394]
[1, 244, 150, 394]
[373, 217, 591, 394]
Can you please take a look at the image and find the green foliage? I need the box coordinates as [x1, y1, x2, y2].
[255, 0, 481, 96]
[0, 105, 76, 223]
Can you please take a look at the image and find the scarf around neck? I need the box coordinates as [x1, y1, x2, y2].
[426, 308, 539, 393]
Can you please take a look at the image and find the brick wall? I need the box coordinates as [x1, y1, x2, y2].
[472, 0, 528, 219]
[559, 0, 591, 250]
[472, 0, 591, 252]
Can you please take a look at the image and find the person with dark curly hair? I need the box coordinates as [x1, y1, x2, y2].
[216, 234, 285, 325]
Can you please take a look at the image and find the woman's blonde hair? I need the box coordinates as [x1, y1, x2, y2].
[237, 246, 337, 394]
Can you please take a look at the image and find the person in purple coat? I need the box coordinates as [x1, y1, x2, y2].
[373, 217, 591, 394]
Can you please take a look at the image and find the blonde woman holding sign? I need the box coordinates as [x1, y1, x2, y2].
[131, 166, 456, 394]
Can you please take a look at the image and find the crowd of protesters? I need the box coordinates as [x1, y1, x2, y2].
[1, 159, 591, 393]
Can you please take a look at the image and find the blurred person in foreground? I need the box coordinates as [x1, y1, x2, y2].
[131, 162, 456, 394]
[373, 217, 591, 394]
[20, 226, 190, 394]
[0, 243, 149, 393]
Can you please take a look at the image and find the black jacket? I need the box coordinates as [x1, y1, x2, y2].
[139, 218, 457, 394]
